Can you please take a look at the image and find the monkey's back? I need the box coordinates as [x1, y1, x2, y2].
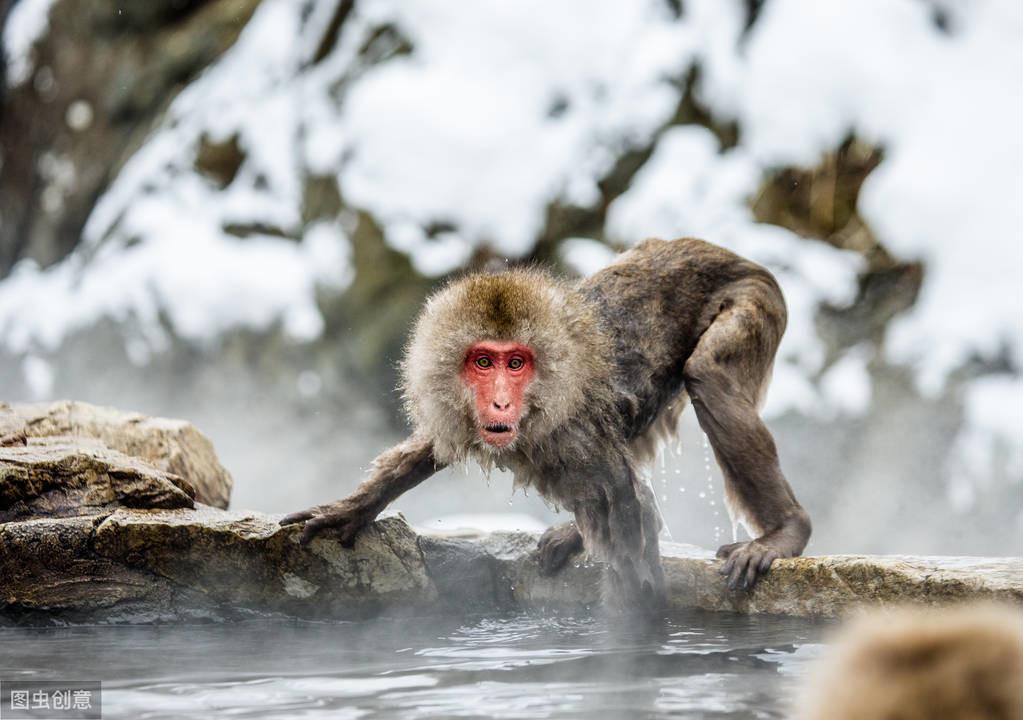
[580, 237, 784, 443]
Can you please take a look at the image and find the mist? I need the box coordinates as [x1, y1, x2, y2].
[5, 2, 1022, 561]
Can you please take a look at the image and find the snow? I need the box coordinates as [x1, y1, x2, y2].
[861, 2, 1023, 395]
[951, 376, 1023, 489]
[336, 0, 692, 258]
[21, 354, 54, 399]
[0, 0, 1021, 475]
[820, 345, 874, 417]
[0, 2, 353, 352]
[724, 0, 1023, 469]
[605, 125, 863, 417]
[0, 183, 353, 350]
[732, 0, 1023, 400]
[2, 0, 55, 87]
[559, 238, 618, 278]
[735, 0, 940, 166]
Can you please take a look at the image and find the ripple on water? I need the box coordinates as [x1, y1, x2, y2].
[0, 610, 831, 719]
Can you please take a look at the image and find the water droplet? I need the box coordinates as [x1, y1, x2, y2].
[698, 491, 706, 499]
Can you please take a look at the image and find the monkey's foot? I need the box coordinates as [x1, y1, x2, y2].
[716, 540, 781, 590]
[279, 501, 373, 547]
[536, 522, 584, 575]
[606, 563, 667, 615]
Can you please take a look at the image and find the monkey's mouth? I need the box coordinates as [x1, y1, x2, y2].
[480, 422, 517, 447]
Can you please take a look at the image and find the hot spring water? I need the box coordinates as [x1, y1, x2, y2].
[0, 610, 829, 718]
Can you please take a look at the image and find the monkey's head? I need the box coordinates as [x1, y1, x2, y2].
[460, 339, 535, 449]
[402, 269, 613, 464]
[798, 603, 1023, 720]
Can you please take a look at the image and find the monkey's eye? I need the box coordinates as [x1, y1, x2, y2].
[508, 357, 525, 370]
[474, 356, 493, 369]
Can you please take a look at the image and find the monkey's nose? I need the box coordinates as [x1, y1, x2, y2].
[492, 400, 511, 411]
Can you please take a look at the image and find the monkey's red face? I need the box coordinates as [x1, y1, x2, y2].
[461, 341, 536, 448]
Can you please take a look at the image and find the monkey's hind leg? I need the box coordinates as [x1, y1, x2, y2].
[572, 463, 666, 613]
[683, 280, 811, 590]
[537, 522, 584, 575]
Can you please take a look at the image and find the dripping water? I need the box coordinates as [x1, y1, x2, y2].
[702, 432, 724, 546]
[646, 463, 673, 542]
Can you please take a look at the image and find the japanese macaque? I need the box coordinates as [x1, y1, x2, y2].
[282, 237, 811, 609]
[797, 604, 1023, 720]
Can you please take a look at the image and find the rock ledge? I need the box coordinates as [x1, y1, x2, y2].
[2, 402, 1020, 624]
[2, 508, 1020, 624]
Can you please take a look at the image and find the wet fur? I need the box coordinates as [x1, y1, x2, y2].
[402, 268, 618, 484]
[282, 237, 811, 607]
[798, 604, 1023, 720]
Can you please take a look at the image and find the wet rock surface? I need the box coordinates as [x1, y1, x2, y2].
[0, 509, 436, 624]
[660, 544, 1023, 615]
[0, 402, 1020, 624]
[423, 533, 1023, 617]
[0, 401, 233, 508]
[0, 401, 438, 623]
[0, 438, 195, 522]
[93, 508, 437, 620]
[2, 509, 1022, 624]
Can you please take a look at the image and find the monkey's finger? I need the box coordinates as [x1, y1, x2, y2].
[758, 550, 779, 573]
[716, 542, 741, 559]
[727, 554, 750, 590]
[299, 514, 345, 545]
[280, 510, 316, 526]
[719, 544, 744, 576]
[744, 556, 761, 589]
[299, 523, 321, 545]
[339, 521, 368, 548]
[719, 553, 736, 577]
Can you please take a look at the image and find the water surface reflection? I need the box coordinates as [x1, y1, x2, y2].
[0, 610, 830, 718]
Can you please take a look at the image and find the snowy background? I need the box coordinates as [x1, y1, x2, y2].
[1, 0, 1021, 554]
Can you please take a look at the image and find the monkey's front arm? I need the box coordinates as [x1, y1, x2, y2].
[280, 435, 443, 545]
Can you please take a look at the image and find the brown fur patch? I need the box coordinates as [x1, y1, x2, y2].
[798, 604, 1023, 720]
[289, 237, 808, 601]
[401, 269, 616, 469]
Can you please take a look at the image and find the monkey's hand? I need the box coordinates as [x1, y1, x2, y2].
[536, 522, 584, 575]
[716, 540, 781, 591]
[717, 511, 810, 590]
[279, 500, 374, 547]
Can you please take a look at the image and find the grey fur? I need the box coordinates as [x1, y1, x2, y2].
[282, 237, 812, 608]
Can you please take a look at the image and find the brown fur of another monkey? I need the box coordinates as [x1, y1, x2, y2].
[281, 237, 811, 607]
[797, 604, 1023, 720]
